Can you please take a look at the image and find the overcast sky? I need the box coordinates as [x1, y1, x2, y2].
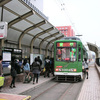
[43, 0, 100, 47]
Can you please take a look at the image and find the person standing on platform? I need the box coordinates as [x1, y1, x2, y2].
[31, 57, 41, 84]
[0, 56, 3, 91]
[15, 59, 20, 74]
[37, 56, 42, 76]
[50, 58, 54, 76]
[37, 56, 42, 67]
[83, 58, 89, 79]
[22, 59, 30, 83]
[10, 56, 17, 88]
[44, 56, 50, 78]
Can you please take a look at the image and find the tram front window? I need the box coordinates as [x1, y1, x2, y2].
[56, 47, 77, 61]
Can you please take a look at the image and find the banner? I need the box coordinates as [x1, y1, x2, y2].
[0, 22, 8, 39]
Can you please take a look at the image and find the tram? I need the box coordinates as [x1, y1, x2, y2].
[54, 37, 88, 82]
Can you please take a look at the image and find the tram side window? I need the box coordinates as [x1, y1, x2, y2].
[56, 49, 62, 61]
[78, 48, 81, 61]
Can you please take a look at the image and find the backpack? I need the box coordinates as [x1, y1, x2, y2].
[32, 61, 40, 71]
[45, 59, 50, 67]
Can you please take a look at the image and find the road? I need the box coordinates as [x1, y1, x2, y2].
[21, 77, 85, 100]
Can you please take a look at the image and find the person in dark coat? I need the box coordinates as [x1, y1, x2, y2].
[44, 56, 50, 77]
[37, 56, 42, 67]
[15, 59, 20, 74]
[10, 56, 17, 88]
[31, 58, 41, 84]
[50, 58, 54, 76]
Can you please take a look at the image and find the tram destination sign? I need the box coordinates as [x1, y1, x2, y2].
[57, 42, 76, 47]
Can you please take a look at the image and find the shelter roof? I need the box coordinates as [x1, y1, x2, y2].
[87, 42, 99, 58]
[0, 0, 64, 50]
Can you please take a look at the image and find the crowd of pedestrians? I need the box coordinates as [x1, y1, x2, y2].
[0, 55, 55, 91]
[20, 56, 54, 84]
[0, 56, 54, 88]
[0, 54, 90, 92]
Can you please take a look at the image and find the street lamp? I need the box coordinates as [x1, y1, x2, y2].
[75, 34, 83, 37]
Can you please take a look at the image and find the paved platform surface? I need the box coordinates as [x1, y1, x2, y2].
[77, 64, 100, 100]
[1, 64, 100, 100]
[1, 75, 53, 95]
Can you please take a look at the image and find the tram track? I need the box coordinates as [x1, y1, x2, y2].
[22, 74, 85, 100]
[31, 82, 59, 100]
[58, 83, 74, 100]
[30, 81, 82, 100]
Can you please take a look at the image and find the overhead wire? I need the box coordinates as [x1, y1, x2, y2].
[54, 0, 79, 35]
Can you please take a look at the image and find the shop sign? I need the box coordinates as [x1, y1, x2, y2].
[0, 22, 8, 39]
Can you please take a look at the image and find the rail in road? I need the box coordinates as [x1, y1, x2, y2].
[21, 77, 85, 100]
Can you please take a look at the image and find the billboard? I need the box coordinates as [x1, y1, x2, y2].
[0, 22, 8, 39]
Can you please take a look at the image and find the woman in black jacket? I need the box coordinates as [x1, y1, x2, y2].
[31, 58, 41, 84]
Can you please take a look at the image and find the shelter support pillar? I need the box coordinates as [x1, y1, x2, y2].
[51, 45, 54, 58]
[39, 48, 42, 54]
[45, 50, 48, 57]
[30, 46, 33, 54]
[0, 39, 4, 55]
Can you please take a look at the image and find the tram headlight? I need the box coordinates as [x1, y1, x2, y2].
[55, 68, 62, 72]
[55, 68, 59, 72]
[73, 69, 77, 72]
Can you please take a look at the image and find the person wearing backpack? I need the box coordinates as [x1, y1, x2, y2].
[44, 56, 50, 78]
[31, 57, 41, 84]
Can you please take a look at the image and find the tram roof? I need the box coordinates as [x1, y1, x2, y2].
[0, 0, 64, 50]
[61, 36, 81, 41]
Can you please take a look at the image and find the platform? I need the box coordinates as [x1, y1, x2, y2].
[0, 64, 100, 100]
[0, 76, 53, 95]
[77, 64, 100, 100]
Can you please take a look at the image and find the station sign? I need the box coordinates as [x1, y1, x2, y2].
[0, 22, 8, 39]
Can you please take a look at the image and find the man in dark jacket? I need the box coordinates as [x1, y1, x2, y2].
[44, 56, 50, 77]
[37, 56, 42, 67]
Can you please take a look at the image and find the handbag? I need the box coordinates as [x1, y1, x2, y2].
[0, 76, 4, 87]
[43, 67, 46, 72]
[25, 73, 32, 82]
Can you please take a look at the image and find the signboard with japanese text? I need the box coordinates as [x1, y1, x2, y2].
[0, 22, 8, 39]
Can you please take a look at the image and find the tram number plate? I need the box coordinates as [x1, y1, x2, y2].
[64, 73, 68, 75]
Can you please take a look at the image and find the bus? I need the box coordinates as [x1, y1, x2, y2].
[54, 37, 88, 82]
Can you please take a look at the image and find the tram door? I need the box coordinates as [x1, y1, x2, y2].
[78, 46, 82, 61]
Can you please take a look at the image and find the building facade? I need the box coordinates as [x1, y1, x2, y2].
[30, 0, 43, 12]
[56, 26, 75, 37]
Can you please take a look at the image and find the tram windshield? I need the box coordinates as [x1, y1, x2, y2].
[56, 42, 77, 62]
